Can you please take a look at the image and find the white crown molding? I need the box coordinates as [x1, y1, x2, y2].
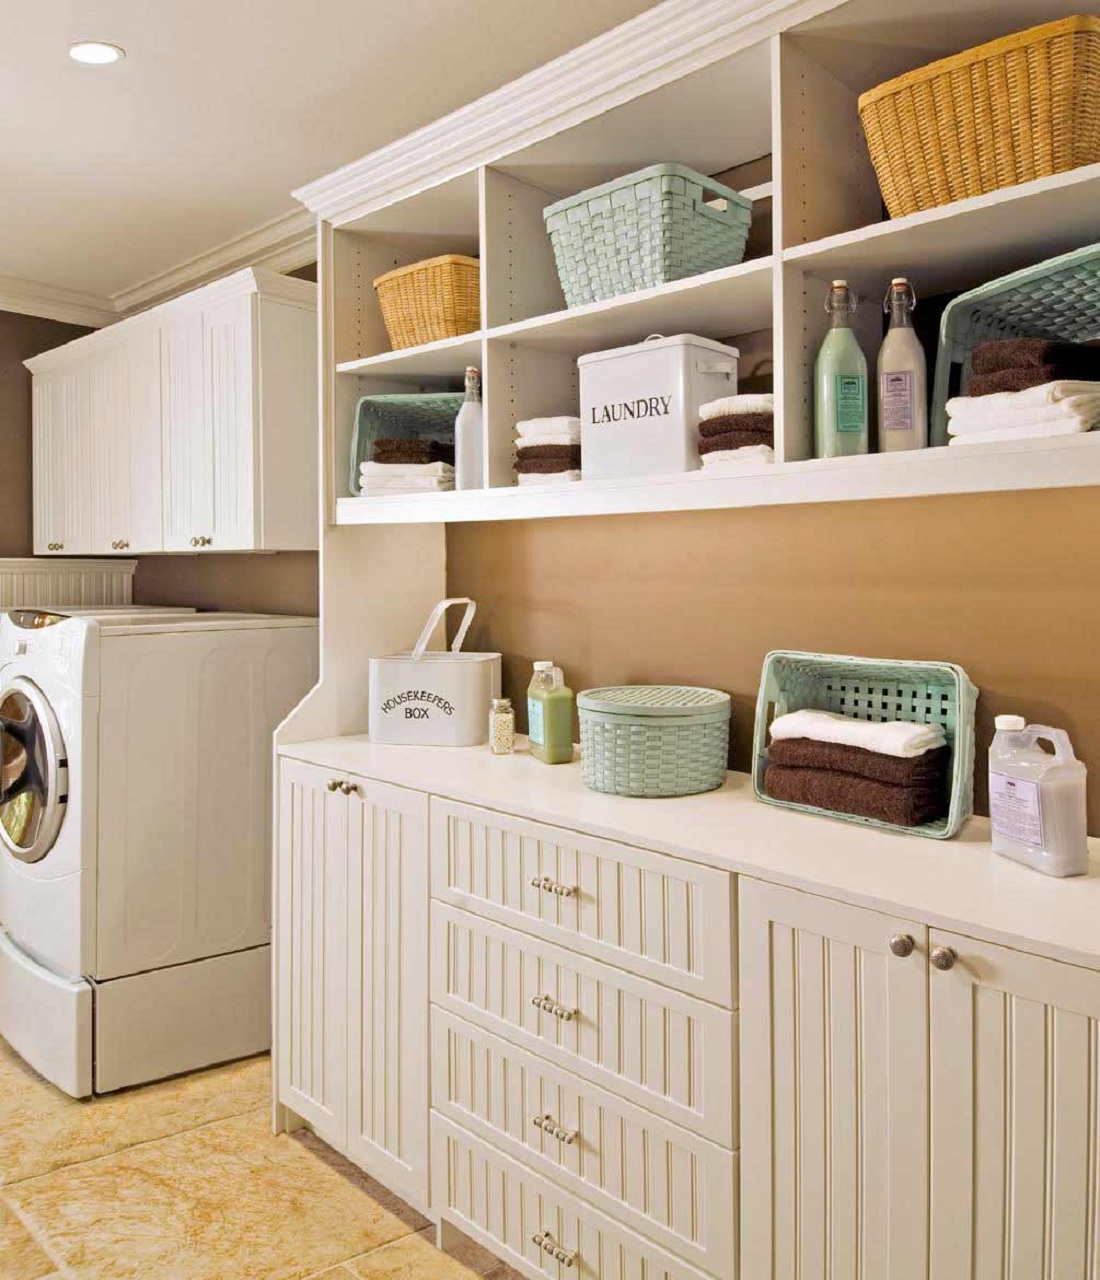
[0, 275, 118, 329]
[294, 0, 839, 227]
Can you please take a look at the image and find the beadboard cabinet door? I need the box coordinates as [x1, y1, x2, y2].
[161, 308, 214, 552]
[345, 774, 430, 1211]
[929, 931, 1100, 1280]
[739, 878, 928, 1280]
[32, 361, 95, 556]
[202, 292, 255, 550]
[276, 759, 348, 1148]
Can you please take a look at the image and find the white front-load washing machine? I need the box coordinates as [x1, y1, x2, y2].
[0, 608, 318, 1096]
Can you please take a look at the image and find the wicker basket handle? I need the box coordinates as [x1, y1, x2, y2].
[411, 598, 477, 661]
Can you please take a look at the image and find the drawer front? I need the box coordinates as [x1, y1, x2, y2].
[432, 1009, 736, 1279]
[432, 1114, 720, 1280]
[431, 903, 736, 1146]
[431, 799, 735, 1007]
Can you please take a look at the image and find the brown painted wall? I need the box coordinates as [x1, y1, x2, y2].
[447, 486, 1100, 831]
[0, 311, 90, 556]
[134, 552, 318, 616]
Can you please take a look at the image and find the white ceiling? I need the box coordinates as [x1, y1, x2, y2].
[3, 0, 657, 301]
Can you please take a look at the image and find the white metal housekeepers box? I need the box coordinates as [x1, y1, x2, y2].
[578, 333, 739, 479]
[369, 599, 500, 746]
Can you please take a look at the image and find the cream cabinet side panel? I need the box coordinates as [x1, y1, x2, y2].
[161, 309, 213, 551]
[929, 930, 1100, 1280]
[345, 773, 430, 1212]
[204, 293, 256, 551]
[739, 877, 928, 1280]
[256, 297, 318, 550]
[276, 758, 348, 1148]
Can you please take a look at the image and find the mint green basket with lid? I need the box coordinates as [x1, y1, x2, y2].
[544, 164, 753, 309]
[752, 651, 978, 839]
[578, 685, 731, 798]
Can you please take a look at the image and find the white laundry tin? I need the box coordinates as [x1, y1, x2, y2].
[578, 333, 739, 479]
[369, 598, 501, 746]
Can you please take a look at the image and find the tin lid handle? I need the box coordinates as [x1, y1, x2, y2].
[411, 598, 477, 661]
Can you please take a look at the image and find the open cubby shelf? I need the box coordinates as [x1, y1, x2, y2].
[318, 0, 1100, 525]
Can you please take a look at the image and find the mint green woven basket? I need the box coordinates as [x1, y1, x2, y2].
[752, 651, 978, 839]
[578, 685, 731, 798]
[349, 392, 462, 495]
[544, 164, 753, 309]
[931, 241, 1100, 445]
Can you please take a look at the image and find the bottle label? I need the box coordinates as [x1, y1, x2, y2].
[989, 771, 1044, 846]
[528, 697, 545, 746]
[881, 370, 914, 432]
[834, 375, 865, 432]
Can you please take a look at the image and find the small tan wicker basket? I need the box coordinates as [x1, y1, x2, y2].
[858, 15, 1100, 218]
[373, 254, 480, 351]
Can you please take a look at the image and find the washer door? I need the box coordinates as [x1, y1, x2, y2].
[0, 677, 68, 864]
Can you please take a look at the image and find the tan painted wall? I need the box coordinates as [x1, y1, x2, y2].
[134, 552, 318, 616]
[0, 311, 90, 556]
[447, 486, 1100, 831]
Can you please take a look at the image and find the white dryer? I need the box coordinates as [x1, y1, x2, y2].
[0, 608, 318, 1096]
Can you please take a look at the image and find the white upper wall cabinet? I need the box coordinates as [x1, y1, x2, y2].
[27, 267, 318, 556]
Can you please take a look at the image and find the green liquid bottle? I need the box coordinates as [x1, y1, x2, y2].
[527, 661, 574, 765]
[815, 280, 869, 458]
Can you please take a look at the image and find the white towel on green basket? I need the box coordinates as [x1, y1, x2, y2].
[947, 382, 1100, 435]
[360, 461, 454, 478]
[769, 708, 946, 758]
[948, 419, 1096, 445]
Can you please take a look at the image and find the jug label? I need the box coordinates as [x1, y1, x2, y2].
[880, 371, 913, 431]
[989, 771, 1044, 846]
[528, 697, 545, 746]
[834, 375, 865, 432]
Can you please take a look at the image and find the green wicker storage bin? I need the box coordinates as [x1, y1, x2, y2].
[349, 392, 463, 495]
[578, 685, 731, 798]
[543, 164, 753, 309]
[752, 651, 978, 839]
[931, 242, 1100, 445]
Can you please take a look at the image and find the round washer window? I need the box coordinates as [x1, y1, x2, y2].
[0, 679, 67, 864]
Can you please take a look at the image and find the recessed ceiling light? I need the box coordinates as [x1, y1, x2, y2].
[69, 41, 125, 65]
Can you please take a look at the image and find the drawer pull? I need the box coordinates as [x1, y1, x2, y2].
[532, 1230, 576, 1267]
[530, 875, 577, 898]
[530, 994, 577, 1022]
[532, 1113, 578, 1144]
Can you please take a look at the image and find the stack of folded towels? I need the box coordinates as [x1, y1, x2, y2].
[697, 394, 775, 469]
[947, 338, 1100, 446]
[514, 417, 582, 486]
[764, 709, 950, 827]
[359, 436, 455, 496]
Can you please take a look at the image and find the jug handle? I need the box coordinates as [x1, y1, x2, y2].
[1027, 725, 1079, 765]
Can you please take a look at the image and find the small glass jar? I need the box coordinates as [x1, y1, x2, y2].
[489, 697, 515, 755]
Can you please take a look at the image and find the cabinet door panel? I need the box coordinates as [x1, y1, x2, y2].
[345, 774, 429, 1210]
[930, 930, 1100, 1280]
[161, 310, 213, 551]
[204, 294, 255, 550]
[33, 363, 95, 555]
[276, 759, 347, 1147]
[739, 878, 928, 1280]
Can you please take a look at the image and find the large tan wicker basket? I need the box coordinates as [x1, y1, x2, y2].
[858, 15, 1100, 219]
[373, 255, 480, 350]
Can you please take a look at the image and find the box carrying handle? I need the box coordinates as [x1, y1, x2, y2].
[411, 598, 477, 661]
[696, 360, 737, 378]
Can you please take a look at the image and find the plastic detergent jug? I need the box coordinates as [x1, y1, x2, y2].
[527, 661, 574, 765]
[988, 716, 1089, 877]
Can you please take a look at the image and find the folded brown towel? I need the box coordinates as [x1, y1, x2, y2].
[515, 443, 582, 462]
[965, 365, 1093, 397]
[699, 412, 774, 439]
[768, 738, 950, 787]
[699, 428, 773, 455]
[764, 764, 946, 827]
[373, 437, 455, 465]
[971, 338, 1100, 376]
[515, 454, 580, 474]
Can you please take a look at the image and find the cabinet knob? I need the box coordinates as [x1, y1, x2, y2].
[118, 540, 129, 550]
[326, 779, 341, 792]
[889, 933, 915, 958]
[340, 781, 359, 797]
[931, 946, 957, 972]
[47, 542, 64, 552]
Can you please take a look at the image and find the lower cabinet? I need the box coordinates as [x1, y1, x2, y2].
[276, 759, 429, 1210]
[739, 878, 929, 1280]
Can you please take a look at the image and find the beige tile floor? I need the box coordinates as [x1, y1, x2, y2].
[0, 1037, 518, 1280]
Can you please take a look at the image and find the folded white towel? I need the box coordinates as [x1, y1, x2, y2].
[515, 417, 581, 440]
[516, 470, 582, 486]
[700, 445, 775, 467]
[948, 394, 1100, 436]
[699, 393, 774, 421]
[362, 476, 454, 494]
[515, 433, 582, 450]
[949, 420, 1093, 446]
[948, 381, 1100, 424]
[360, 461, 454, 478]
[769, 708, 947, 758]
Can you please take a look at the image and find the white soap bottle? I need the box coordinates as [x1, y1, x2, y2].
[988, 715, 1089, 877]
[455, 366, 483, 491]
[877, 277, 928, 452]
